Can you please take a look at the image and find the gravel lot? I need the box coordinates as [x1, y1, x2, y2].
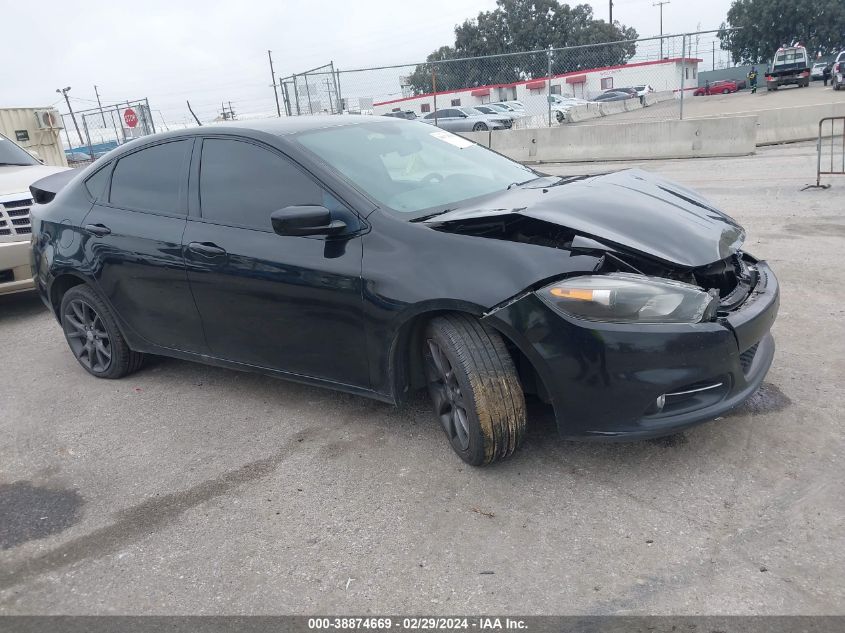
[1, 141, 843, 615]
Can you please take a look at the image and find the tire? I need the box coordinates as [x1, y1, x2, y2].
[722, 89, 730, 94]
[423, 314, 526, 466]
[472, 122, 488, 132]
[555, 110, 564, 123]
[60, 284, 144, 379]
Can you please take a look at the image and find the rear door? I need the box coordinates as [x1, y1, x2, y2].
[82, 139, 209, 353]
[182, 136, 368, 387]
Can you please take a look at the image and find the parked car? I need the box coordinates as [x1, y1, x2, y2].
[832, 51, 845, 90]
[383, 110, 417, 120]
[811, 62, 827, 80]
[0, 133, 69, 296]
[30, 117, 779, 466]
[471, 105, 516, 126]
[606, 87, 639, 98]
[693, 80, 740, 96]
[547, 95, 590, 121]
[765, 45, 811, 90]
[591, 91, 633, 102]
[490, 101, 525, 113]
[421, 107, 509, 132]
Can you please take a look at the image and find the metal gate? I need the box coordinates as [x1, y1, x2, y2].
[816, 117, 845, 187]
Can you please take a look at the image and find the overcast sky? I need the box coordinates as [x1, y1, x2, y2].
[1, 0, 733, 126]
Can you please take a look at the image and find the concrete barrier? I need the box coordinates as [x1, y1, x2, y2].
[751, 102, 845, 144]
[460, 115, 757, 162]
[649, 90, 676, 105]
[598, 100, 628, 116]
[623, 98, 644, 112]
[564, 104, 602, 123]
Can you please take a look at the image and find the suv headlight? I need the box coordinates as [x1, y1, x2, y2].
[538, 273, 719, 324]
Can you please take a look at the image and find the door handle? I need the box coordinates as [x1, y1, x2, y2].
[84, 223, 111, 237]
[187, 241, 227, 257]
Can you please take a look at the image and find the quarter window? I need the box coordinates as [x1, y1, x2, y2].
[84, 165, 111, 200]
[199, 139, 323, 230]
[109, 141, 190, 214]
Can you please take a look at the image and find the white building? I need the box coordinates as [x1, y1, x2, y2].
[373, 57, 701, 116]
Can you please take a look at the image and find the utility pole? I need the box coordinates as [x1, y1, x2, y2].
[94, 85, 107, 126]
[267, 50, 282, 117]
[56, 86, 84, 148]
[653, 0, 670, 59]
[712, 41, 716, 70]
[609, 0, 613, 24]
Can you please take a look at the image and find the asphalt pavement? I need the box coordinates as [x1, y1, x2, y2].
[1, 141, 843, 614]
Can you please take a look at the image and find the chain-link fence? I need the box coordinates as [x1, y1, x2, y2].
[61, 99, 156, 167]
[283, 30, 739, 129]
[279, 63, 343, 116]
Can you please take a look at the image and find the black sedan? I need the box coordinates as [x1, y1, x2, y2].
[30, 117, 778, 466]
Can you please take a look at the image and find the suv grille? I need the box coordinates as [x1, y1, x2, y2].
[0, 198, 33, 243]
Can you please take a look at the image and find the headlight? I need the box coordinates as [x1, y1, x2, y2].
[538, 273, 719, 324]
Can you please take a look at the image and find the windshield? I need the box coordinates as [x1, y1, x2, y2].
[295, 120, 537, 215]
[0, 135, 39, 166]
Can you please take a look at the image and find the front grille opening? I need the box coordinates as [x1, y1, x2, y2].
[0, 229, 10, 236]
[740, 343, 759, 375]
[11, 218, 30, 226]
[15, 228, 31, 235]
[7, 208, 30, 218]
[2, 199, 33, 209]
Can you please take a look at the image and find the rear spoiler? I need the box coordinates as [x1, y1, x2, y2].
[29, 170, 78, 204]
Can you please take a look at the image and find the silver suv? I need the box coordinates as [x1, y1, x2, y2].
[0, 133, 68, 296]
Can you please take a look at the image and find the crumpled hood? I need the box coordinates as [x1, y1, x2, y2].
[425, 169, 745, 268]
[0, 164, 69, 198]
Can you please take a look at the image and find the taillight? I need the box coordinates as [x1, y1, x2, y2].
[836, 63, 841, 73]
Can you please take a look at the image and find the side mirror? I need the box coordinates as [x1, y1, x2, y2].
[270, 205, 346, 237]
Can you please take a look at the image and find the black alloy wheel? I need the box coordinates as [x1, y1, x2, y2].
[423, 314, 526, 466]
[425, 338, 471, 452]
[60, 284, 144, 379]
[63, 298, 112, 373]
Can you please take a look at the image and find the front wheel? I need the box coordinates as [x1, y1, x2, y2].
[472, 122, 488, 132]
[423, 314, 526, 466]
[722, 89, 730, 94]
[60, 284, 144, 379]
[555, 110, 565, 122]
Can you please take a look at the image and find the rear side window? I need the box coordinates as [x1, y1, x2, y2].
[84, 165, 111, 200]
[109, 141, 190, 214]
[199, 139, 322, 230]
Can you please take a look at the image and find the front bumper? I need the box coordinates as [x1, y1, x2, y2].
[485, 261, 779, 439]
[0, 240, 35, 296]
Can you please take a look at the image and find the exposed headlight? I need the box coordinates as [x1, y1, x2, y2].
[538, 273, 719, 324]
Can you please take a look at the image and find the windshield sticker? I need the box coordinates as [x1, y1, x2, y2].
[430, 131, 474, 149]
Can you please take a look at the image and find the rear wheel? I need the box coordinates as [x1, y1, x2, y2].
[472, 122, 488, 132]
[555, 110, 564, 123]
[423, 314, 526, 466]
[60, 285, 143, 379]
[722, 88, 730, 94]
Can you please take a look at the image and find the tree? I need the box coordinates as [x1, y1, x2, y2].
[719, 0, 845, 64]
[407, 0, 638, 94]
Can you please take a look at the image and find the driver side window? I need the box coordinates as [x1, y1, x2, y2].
[199, 138, 337, 231]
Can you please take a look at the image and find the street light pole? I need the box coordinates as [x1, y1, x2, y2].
[56, 87, 84, 148]
[94, 85, 107, 126]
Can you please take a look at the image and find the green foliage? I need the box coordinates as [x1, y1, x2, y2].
[407, 0, 638, 94]
[719, 0, 845, 64]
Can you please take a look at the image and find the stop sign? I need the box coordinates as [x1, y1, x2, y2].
[123, 108, 138, 128]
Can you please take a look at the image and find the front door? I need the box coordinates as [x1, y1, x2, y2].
[182, 137, 369, 388]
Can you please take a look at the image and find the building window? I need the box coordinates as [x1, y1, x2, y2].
[600, 77, 613, 90]
[420, 103, 431, 113]
[550, 84, 561, 94]
[450, 98, 461, 106]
